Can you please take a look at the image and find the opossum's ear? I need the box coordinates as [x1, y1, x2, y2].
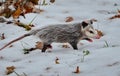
[81, 21, 88, 28]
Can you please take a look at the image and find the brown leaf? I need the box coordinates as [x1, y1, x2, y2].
[12, 6, 22, 19]
[50, 0, 55, 3]
[55, 57, 60, 64]
[30, 0, 39, 5]
[109, 14, 120, 19]
[0, 7, 12, 18]
[73, 66, 80, 74]
[24, 2, 34, 13]
[33, 8, 44, 13]
[96, 29, 104, 37]
[65, 16, 74, 22]
[1, 33, 5, 40]
[6, 66, 16, 75]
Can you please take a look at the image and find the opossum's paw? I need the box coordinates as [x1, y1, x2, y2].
[62, 43, 70, 48]
[41, 44, 52, 52]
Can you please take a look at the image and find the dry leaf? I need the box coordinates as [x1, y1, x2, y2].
[13, 0, 23, 9]
[24, 2, 34, 13]
[73, 66, 80, 74]
[30, 0, 39, 5]
[0, 7, 12, 18]
[33, 8, 44, 13]
[96, 29, 104, 37]
[55, 57, 60, 64]
[12, 6, 22, 19]
[6, 66, 16, 75]
[50, 0, 55, 3]
[65, 16, 74, 22]
[1, 33, 5, 40]
[109, 14, 120, 19]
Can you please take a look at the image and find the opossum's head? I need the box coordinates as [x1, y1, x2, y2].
[81, 20, 100, 41]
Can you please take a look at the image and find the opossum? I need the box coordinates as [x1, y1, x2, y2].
[0, 20, 100, 52]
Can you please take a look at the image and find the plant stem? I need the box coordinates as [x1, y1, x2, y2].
[28, 15, 38, 25]
[105, 40, 109, 47]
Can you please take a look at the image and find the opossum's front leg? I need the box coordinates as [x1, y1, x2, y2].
[69, 42, 78, 50]
[41, 44, 52, 52]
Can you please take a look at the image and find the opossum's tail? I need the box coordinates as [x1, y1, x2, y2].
[0, 29, 40, 51]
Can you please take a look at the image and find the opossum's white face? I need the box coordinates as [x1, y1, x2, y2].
[81, 21, 100, 39]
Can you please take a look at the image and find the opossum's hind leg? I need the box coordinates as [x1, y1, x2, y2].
[41, 43, 52, 52]
[69, 42, 78, 50]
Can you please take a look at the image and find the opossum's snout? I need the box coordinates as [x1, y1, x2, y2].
[94, 34, 101, 39]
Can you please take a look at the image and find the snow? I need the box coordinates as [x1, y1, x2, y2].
[0, 0, 120, 76]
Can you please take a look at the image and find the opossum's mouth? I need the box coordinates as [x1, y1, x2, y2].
[83, 38, 93, 42]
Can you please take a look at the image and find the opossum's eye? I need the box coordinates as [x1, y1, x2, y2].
[82, 21, 88, 28]
[89, 30, 94, 34]
[90, 20, 93, 24]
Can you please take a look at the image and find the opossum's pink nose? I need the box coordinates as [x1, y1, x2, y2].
[95, 35, 101, 39]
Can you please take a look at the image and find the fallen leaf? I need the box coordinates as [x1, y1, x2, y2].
[0, 33, 5, 40]
[0, 7, 13, 18]
[6, 66, 16, 75]
[33, 8, 44, 13]
[65, 16, 74, 22]
[109, 14, 120, 19]
[73, 66, 80, 74]
[55, 57, 60, 64]
[24, 2, 34, 13]
[50, 0, 55, 3]
[30, 0, 39, 5]
[96, 29, 104, 37]
[12, 6, 22, 19]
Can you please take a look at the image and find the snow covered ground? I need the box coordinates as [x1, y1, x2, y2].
[0, 0, 120, 76]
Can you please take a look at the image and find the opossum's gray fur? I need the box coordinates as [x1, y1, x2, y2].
[27, 22, 93, 52]
[28, 23, 88, 44]
[0, 21, 94, 52]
